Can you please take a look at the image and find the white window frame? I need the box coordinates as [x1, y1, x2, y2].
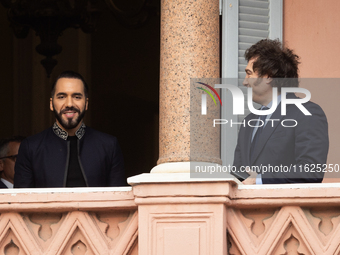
[220, 0, 283, 167]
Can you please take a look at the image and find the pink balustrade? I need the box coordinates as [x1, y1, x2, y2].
[1, 176, 340, 255]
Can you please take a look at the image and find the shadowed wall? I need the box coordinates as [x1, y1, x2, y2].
[0, 2, 160, 178]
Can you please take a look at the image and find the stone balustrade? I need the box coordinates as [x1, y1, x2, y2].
[0, 187, 137, 255]
[1, 176, 340, 254]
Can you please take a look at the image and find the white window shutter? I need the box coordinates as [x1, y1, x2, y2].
[221, 0, 283, 166]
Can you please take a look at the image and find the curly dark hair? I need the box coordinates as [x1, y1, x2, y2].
[244, 39, 300, 88]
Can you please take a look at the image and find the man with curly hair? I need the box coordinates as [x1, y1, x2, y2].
[233, 39, 329, 184]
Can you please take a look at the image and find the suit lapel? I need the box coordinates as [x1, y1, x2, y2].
[249, 93, 299, 165]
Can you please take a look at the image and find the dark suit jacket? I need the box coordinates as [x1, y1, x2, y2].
[0, 180, 8, 189]
[14, 125, 126, 188]
[233, 94, 329, 184]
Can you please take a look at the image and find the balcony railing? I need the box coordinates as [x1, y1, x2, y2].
[1, 175, 340, 255]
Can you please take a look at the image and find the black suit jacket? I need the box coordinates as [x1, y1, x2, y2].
[14, 125, 126, 188]
[0, 180, 8, 189]
[233, 94, 329, 184]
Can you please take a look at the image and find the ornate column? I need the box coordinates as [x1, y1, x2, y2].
[153, 0, 221, 173]
[130, 2, 231, 252]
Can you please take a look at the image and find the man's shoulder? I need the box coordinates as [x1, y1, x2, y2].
[285, 93, 324, 111]
[24, 127, 55, 144]
[19, 127, 60, 153]
[303, 100, 324, 111]
[288, 98, 326, 118]
[241, 97, 326, 123]
[84, 127, 118, 144]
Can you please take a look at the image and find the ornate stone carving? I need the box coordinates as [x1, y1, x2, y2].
[310, 208, 340, 236]
[127, 239, 138, 255]
[227, 233, 242, 255]
[90, 210, 133, 249]
[4, 240, 19, 255]
[272, 222, 311, 255]
[71, 240, 87, 255]
[241, 208, 277, 237]
[229, 207, 321, 254]
[95, 211, 130, 240]
[282, 234, 303, 255]
[0, 193, 137, 255]
[27, 213, 63, 241]
[303, 207, 340, 247]
[61, 227, 95, 255]
[0, 228, 27, 255]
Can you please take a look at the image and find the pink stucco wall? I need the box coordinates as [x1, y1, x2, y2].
[283, 0, 340, 78]
[284, 0, 340, 182]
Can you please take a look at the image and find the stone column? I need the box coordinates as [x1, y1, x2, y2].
[153, 0, 221, 173]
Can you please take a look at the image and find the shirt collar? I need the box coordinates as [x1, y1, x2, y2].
[52, 122, 86, 140]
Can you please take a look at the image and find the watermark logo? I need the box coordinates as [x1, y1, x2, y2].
[196, 82, 222, 115]
[202, 84, 312, 116]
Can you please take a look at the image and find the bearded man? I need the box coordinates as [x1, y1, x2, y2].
[14, 71, 126, 188]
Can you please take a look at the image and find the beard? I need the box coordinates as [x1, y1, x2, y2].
[53, 105, 86, 130]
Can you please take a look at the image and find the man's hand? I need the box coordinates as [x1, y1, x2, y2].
[242, 167, 258, 185]
[242, 176, 256, 185]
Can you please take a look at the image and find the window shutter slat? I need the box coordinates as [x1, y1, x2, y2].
[239, 35, 265, 44]
[238, 0, 270, 121]
[239, 42, 253, 50]
[239, 0, 269, 8]
[239, 28, 269, 37]
[239, 13, 269, 23]
[238, 0, 270, 77]
[239, 20, 269, 30]
[238, 57, 247, 64]
[239, 6, 269, 16]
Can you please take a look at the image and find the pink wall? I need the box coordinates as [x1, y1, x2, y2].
[284, 0, 340, 78]
[284, 0, 340, 182]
